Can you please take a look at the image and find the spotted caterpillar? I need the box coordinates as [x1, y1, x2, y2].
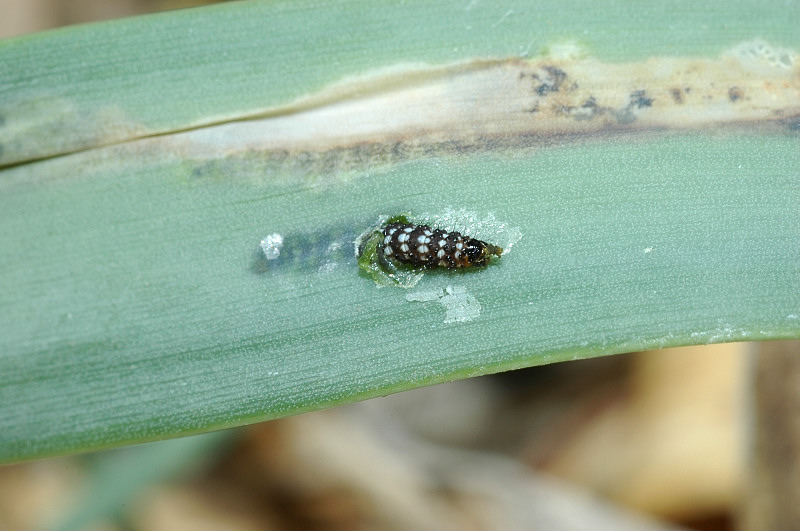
[380, 220, 503, 269]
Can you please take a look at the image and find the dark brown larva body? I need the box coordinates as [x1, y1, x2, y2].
[380, 222, 502, 269]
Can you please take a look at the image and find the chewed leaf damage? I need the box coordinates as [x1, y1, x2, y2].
[253, 226, 357, 275]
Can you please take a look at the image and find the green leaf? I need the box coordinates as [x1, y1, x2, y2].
[1, 0, 799, 463]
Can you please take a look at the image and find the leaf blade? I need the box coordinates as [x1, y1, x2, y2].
[2, 130, 799, 463]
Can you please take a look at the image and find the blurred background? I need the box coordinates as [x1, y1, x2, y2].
[0, 0, 218, 38]
[1, 2, 797, 530]
[0, 342, 755, 530]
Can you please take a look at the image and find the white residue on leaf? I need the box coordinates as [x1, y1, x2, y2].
[405, 288, 444, 302]
[259, 233, 284, 260]
[726, 40, 799, 72]
[441, 285, 482, 323]
[406, 284, 482, 323]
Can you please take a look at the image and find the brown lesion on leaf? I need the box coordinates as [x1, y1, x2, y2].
[156, 40, 800, 178]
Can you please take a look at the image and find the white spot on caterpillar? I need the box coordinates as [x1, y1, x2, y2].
[400, 243, 409, 253]
[417, 234, 427, 244]
[404, 226, 413, 233]
[438, 239, 447, 247]
[418, 245, 429, 254]
[437, 249, 446, 258]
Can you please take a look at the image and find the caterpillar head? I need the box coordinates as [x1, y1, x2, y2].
[464, 240, 503, 268]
